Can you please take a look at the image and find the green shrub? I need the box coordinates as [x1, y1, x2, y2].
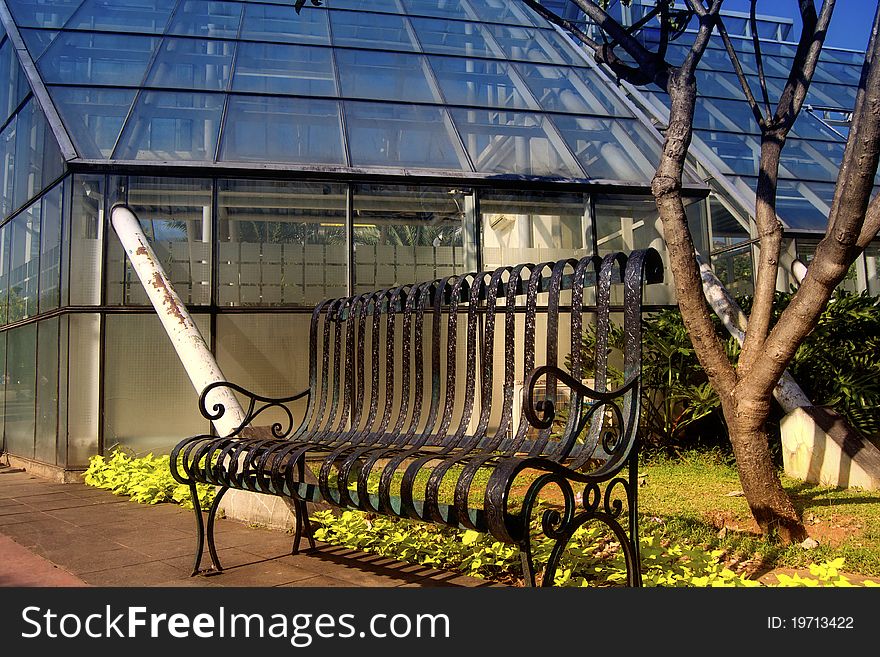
[310, 508, 879, 588]
[83, 450, 216, 511]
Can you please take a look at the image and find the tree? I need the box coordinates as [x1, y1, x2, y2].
[517, 0, 880, 544]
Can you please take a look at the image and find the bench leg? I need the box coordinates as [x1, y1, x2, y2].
[291, 498, 316, 555]
[187, 483, 227, 577]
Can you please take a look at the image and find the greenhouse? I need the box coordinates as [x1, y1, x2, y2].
[0, 0, 875, 478]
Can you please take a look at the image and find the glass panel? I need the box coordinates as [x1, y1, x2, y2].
[0, 223, 10, 324]
[353, 184, 475, 293]
[0, 332, 5, 448]
[450, 107, 582, 177]
[5, 0, 83, 29]
[220, 95, 345, 165]
[113, 91, 224, 161]
[168, 0, 243, 38]
[326, 0, 402, 13]
[20, 29, 58, 61]
[336, 50, 438, 103]
[49, 87, 134, 160]
[346, 101, 470, 170]
[774, 179, 835, 231]
[35, 316, 59, 464]
[107, 177, 212, 305]
[330, 10, 418, 51]
[240, 3, 330, 45]
[865, 243, 880, 296]
[489, 24, 580, 65]
[66, 313, 100, 466]
[0, 118, 16, 218]
[37, 32, 160, 86]
[67, 175, 104, 305]
[595, 195, 674, 304]
[428, 56, 537, 110]
[38, 180, 62, 312]
[145, 37, 235, 91]
[8, 200, 40, 322]
[401, 0, 475, 20]
[232, 42, 336, 96]
[710, 197, 749, 252]
[0, 38, 28, 126]
[552, 116, 660, 182]
[103, 313, 210, 455]
[409, 18, 502, 58]
[711, 244, 754, 297]
[216, 314, 312, 406]
[480, 189, 588, 269]
[513, 63, 631, 116]
[217, 179, 347, 306]
[5, 323, 36, 459]
[66, 0, 176, 34]
[695, 97, 760, 133]
[468, 0, 542, 26]
[13, 99, 64, 210]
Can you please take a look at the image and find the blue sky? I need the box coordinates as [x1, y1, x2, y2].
[722, 0, 873, 51]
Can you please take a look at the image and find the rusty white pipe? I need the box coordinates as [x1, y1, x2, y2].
[110, 203, 246, 436]
[791, 258, 808, 284]
[696, 253, 812, 412]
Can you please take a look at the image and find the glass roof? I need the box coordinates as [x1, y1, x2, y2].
[0, 0, 700, 187]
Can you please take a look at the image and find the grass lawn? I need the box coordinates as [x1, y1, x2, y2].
[636, 450, 880, 578]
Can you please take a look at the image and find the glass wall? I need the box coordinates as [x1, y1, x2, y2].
[217, 179, 347, 306]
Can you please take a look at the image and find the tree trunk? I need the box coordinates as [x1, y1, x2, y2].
[722, 393, 807, 543]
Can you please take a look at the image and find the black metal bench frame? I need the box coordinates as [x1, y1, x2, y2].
[171, 248, 662, 587]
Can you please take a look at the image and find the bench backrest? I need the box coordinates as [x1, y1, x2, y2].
[292, 248, 663, 472]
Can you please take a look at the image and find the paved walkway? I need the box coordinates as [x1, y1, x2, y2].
[0, 466, 494, 588]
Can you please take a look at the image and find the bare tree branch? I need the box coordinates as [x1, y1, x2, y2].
[749, 0, 773, 118]
[858, 193, 880, 248]
[752, 1, 880, 399]
[716, 16, 766, 127]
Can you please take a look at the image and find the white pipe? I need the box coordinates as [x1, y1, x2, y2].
[110, 203, 246, 437]
[696, 253, 813, 412]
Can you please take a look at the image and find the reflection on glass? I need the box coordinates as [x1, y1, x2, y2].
[113, 91, 224, 161]
[49, 86, 136, 158]
[710, 197, 749, 252]
[450, 107, 582, 177]
[145, 38, 235, 91]
[468, 0, 541, 26]
[489, 25, 580, 65]
[220, 95, 345, 165]
[240, 3, 330, 44]
[353, 184, 474, 293]
[66, 0, 176, 34]
[409, 18, 501, 58]
[13, 99, 64, 211]
[480, 190, 588, 269]
[346, 101, 470, 170]
[552, 115, 660, 182]
[107, 177, 212, 305]
[217, 179, 347, 306]
[336, 50, 438, 103]
[330, 10, 418, 51]
[168, 0, 243, 38]
[514, 63, 630, 116]
[20, 28, 59, 62]
[5, 323, 36, 459]
[9, 200, 40, 321]
[5, 0, 83, 28]
[0, 38, 28, 126]
[67, 313, 101, 466]
[428, 56, 537, 110]
[0, 119, 16, 218]
[37, 32, 160, 86]
[232, 43, 337, 96]
[401, 0, 475, 20]
[39, 181, 62, 312]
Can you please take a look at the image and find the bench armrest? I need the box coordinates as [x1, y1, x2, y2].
[199, 380, 311, 439]
[523, 365, 638, 456]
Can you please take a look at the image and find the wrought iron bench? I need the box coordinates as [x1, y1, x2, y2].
[170, 248, 662, 587]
